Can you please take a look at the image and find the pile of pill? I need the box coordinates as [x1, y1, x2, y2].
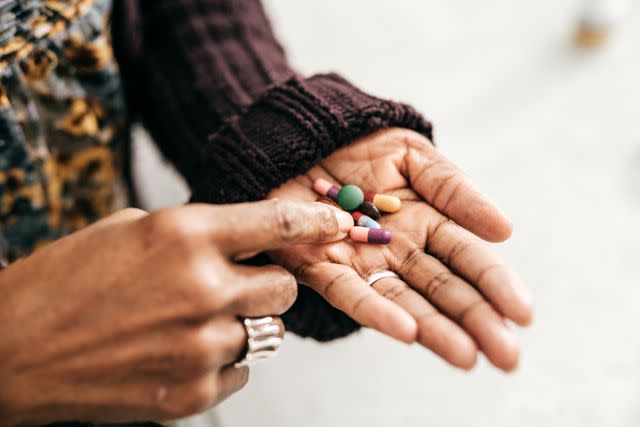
[313, 178, 401, 244]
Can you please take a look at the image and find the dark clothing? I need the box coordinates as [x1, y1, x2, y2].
[111, 0, 432, 340]
[0, 0, 432, 342]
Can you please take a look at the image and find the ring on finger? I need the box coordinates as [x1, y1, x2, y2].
[365, 270, 399, 287]
[234, 316, 283, 368]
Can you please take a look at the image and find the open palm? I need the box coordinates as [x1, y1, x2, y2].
[268, 128, 533, 371]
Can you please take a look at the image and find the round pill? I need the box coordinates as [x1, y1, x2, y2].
[359, 201, 381, 219]
[336, 184, 364, 211]
[316, 196, 342, 210]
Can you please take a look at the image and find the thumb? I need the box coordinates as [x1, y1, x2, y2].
[209, 199, 353, 257]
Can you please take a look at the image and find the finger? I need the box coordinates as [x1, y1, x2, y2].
[404, 137, 512, 242]
[299, 262, 417, 344]
[169, 367, 250, 413]
[217, 316, 285, 368]
[395, 249, 520, 372]
[427, 219, 534, 326]
[125, 317, 248, 379]
[90, 207, 148, 229]
[212, 317, 252, 367]
[215, 365, 250, 405]
[371, 275, 478, 370]
[227, 265, 299, 317]
[203, 199, 353, 255]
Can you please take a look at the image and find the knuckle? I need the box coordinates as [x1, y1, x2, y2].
[431, 171, 457, 206]
[399, 128, 432, 148]
[186, 276, 232, 317]
[312, 204, 339, 239]
[446, 239, 481, 266]
[250, 266, 298, 314]
[272, 201, 307, 242]
[474, 262, 505, 287]
[115, 207, 147, 220]
[351, 292, 374, 317]
[236, 366, 250, 389]
[182, 327, 217, 373]
[424, 271, 454, 300]
[380, 282, 409, 302]
[271, 269, 298, 313]
[425, 218, 449, 249]
[166, 377, 216, 418]
[169, 257, 232, 319]
[142, 210, 201, 252]
[443, 177, 469, 213]
[398, 247, 424, 276]
[218, 367, 249, 404]
[457, 300, 491, 325]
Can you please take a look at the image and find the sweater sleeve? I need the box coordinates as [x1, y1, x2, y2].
[111, 0, 433, 341]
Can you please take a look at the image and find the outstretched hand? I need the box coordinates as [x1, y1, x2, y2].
[268, 128, 533, 372]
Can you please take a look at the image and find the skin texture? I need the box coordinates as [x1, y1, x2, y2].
[269, 128, 534, 372]
[0, 200, 353, 426]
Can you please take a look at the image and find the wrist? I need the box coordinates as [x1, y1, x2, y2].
[190, 73, 432, 205]
[0, 357, 36, 427]
[0, 270, 47, 427]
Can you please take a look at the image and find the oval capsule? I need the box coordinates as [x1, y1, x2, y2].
[313, 178, 341, 200]
[364, 192, 401, 213]
[359, 201, 381, 219]
[350, 226, 392, 244]
[352, 211, 381, 229]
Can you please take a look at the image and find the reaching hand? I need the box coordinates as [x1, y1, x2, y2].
[0, 200, 352, 425]
[268, 128, 533, 372]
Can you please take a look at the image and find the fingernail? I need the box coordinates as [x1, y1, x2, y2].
[334, 209, 354, 233]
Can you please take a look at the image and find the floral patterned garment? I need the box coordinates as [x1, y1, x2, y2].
[0, 0, 126, 263]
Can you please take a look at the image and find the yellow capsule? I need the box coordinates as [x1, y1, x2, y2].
[365, 192, 401, 213]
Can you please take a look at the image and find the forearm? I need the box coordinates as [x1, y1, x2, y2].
[111, 0, 293, 189]
[111, 0, 432, 202]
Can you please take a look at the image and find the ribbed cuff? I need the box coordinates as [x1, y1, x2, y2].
[192, 73, 433, 341]
[190, 73, 432, 203]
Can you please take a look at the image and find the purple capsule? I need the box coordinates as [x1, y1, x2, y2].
[350, 226, 392, 244]
[313, 178, 341, 201]
[326, 186, 340, 200]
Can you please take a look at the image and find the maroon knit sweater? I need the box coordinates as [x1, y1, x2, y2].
[111, 0, 433, 341]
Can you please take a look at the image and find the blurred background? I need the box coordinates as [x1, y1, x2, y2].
[132, 0, 640, 425]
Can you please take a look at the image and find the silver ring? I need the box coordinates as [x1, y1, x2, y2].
[234, 316, 282, 368]
[365, 270, 400, 287]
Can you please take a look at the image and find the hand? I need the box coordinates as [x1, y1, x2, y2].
[0, 200, 352, 425]
[268, 128, 533, 372]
